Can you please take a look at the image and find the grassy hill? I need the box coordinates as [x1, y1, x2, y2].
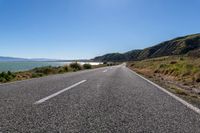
[93, 33, 200, 61]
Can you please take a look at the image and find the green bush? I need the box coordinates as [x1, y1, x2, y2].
[63, 65, 69, 72]
[83, 64, 92, 69]
[0, 77, 6, 82]
[0, 71, 16, 82]
[70, 63, 82, 71]
[33, 66, 57, 75]
[31, 73, 44, 78]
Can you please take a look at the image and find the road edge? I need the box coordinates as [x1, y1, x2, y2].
[127, 67, 200, 115]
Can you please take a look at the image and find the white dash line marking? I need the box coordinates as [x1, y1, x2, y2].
[128, 68, 200, 115]
[103, 69, 108, 73]
[34, 80, 87, 105]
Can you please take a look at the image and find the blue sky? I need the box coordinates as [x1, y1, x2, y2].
[0, 0, 199, 59]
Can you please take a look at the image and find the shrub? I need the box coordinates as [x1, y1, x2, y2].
[33, 66, 56, 75]
[31, 73, 44, 78]
[0, 71, 16, 82]
[0, 72, 6, 77]
[7, 71, 12, 75]
[0, 77, 6, 82]
[63, 65, 69, 72]
[83, 64, 92, 69]
[70, 63, 82, 71]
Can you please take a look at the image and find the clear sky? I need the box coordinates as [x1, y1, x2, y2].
[0, 0, 199, 59]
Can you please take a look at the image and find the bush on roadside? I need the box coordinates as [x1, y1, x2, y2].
[69, 63, 82, 71]
[33, 66, 57, 75]
[0, 71, 16, 82]
[63, 65, 69, 72]
[31, 73, 44, 78]
[83, 64, 92, 69]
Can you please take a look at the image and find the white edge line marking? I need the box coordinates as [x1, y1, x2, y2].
[127, 68, 200, 115]
[34, 80, 87, 105]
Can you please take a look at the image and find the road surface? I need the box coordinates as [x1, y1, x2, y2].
[0, 65, 200, 132]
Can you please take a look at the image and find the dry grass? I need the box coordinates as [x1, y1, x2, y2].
[128, 56, 200, 84]
[127, 56, 200, 102]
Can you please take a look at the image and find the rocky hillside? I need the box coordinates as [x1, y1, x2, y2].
[93, 33, 200, 62]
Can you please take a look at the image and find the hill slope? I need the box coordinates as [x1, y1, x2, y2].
[93, 33, 200, 62]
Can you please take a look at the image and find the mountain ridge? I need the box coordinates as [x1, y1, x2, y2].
[93, 33, 200, 62]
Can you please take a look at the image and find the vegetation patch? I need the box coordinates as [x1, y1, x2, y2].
[128, 56, 200, 84]
[0, 62, 108, 83]
[83, 64, 92, 69]
[170, 87, 188, 96]
[127, 56, 200, 106]
[70, 62, 82, 71]
[0, 71, 16, 82]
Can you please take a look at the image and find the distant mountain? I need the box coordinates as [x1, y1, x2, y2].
[0, 56, 29, 62]
[29, 58, 59, 61]
[93, 33, 200, 62]
[0, 56, 91, 62]
[0, 57, 59, 62]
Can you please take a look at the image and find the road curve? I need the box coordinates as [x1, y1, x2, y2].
[0, 65, 200, 132]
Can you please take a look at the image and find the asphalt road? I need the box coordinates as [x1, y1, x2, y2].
[1, 65, 200, 133]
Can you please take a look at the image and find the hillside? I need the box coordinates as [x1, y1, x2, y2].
[93, 33, 200, 62]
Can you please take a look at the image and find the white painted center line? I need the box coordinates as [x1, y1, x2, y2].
[34, 80, 87, 105]
[103, 69, 108, 73]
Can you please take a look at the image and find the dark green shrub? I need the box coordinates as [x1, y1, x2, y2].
[70, 63, 82, 71]
[0, 71, 15, 82]
[33, 66, 56, 75]
[7, 71, 12, 75]
[63, 65, 69, 72]
[0, 72, 6, 78]
[0, 77, 6, 82]
[31, 73, 44, 78]
[83, 64, 92, 69]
